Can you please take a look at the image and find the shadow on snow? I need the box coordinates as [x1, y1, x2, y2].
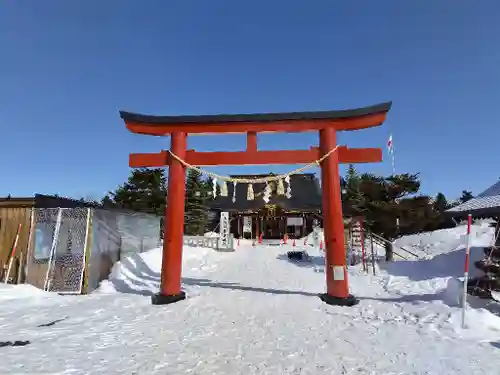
[275, 252, 325, 272]
[108, 252, 318, 298]
[108, 248, 498, 311]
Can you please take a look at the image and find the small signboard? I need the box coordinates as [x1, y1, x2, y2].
[183, 235, 234, 252]
[183, 236, 219, 249]
[243, 216, 252, 233]
[219, 212, 230, 250]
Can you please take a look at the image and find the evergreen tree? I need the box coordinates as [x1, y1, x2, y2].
[342, 165, 365, 217]
[355, 173, 422, 260]
[428, 192, 455, 231]
[433, 192, 449, 213]
[340, 169, 458, 260]
[184, 169, 209, 235]
[459, 190, 474, 204]
[103, 168, 166, 215]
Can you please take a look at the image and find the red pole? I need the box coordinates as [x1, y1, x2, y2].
[461, 214, 472, 328]
[4, 223, 22, 284]
[360, 218, 366, 272]
[319, 128, 357, 306]
[152, 132, 187, 305]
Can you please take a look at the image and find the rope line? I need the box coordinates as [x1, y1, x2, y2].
[168, 146, 339, 184]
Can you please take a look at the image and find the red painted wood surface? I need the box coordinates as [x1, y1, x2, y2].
[246, 132, 257, 152]
[319, 128, 349, 298]
[161, 132, 187, 296]
[121, 103, 392, 303]
[129, 147, 382, 168]
[124, 112, 388, 136]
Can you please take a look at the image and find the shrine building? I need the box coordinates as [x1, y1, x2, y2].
[208, 173, 322, 239]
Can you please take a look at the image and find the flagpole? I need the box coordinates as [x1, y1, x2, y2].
[388, 133, 399, 233]
[391, 145, 396, 175]
[387, 133, 396, 176]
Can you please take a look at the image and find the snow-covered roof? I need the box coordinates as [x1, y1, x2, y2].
[447, 180, 500, 217]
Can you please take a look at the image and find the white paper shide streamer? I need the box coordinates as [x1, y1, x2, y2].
[247, 184, 254, 200]
[212, 177, 218, 198]
[285, 175, 292, 198]
[263, 182, 272, 203]
[167, 145, 339, 204]
[232, 181, 237, 203]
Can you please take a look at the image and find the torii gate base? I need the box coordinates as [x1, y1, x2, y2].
[120, 102, 392, 307]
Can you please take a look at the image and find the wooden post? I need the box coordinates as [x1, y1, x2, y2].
[360, 217, 366, 272]
[302, 213, 306, 238]
[256, 214, 260, 239]
[319, 128, 357, 306]
[370, 231, 376, 276]
[16, 252, 24, 284]
[152, 132, 187, 305]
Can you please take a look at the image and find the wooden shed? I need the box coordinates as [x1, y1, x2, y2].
[0, 197, 35, 283]
[0, 194, 96, 284]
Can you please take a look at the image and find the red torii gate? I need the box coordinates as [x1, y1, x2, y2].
[120, 101, 392, 307]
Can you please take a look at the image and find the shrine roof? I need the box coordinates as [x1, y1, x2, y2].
[208, 173, 322, 213]
[447, 180, 500, 218]
[120, 102, 392, 125]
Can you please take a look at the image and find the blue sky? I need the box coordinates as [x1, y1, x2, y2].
[1, 1, 499, 200]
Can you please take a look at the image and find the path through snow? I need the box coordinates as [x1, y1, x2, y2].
[1, 225, 500, 374]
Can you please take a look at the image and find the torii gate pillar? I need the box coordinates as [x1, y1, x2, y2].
[319, 127, 355, 304]
[153, 132, 187, 305]
[120, 101, 392, 307]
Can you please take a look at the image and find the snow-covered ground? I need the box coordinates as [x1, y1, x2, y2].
[2, 222, 500, 374]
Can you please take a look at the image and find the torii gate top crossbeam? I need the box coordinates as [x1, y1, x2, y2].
[120, 101, 392, 135]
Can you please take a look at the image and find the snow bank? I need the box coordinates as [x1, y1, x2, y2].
[395, 220, 494, 259]
[3, 222, 500, 373]
[97, 245, 216, 295]
[0, 283, 51, 301]
[378, 220, 500, 343]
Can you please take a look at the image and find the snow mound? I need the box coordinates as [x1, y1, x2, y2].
[97, 245, 217, 295]
[379, 220, 500, 342]
[4, 221, 500, 373]
[0, 283, 52, 301]
[450, 307, 500, 341]
[395, 219, 494, 259]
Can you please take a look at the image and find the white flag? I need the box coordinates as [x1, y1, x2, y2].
[387, 134, 394, 154]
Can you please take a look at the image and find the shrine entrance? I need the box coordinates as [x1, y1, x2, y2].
[260, 204, 286, 239]
[121, 101, 392, 307]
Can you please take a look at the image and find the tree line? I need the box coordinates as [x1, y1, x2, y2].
[81, 166, 474, 238]
[99, 168, 213, 236]
[341, 165, 473, 240]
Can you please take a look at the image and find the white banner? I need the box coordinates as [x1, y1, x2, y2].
[184, 236, 219, 249]
[219, 212, 230, 249]
[243, 216, 252, 233]
[287, 217, 303, 226]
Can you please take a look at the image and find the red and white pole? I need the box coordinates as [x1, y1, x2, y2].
[461, 214, 472, 328]
[359, 218, 366, 272]
[4, 223, 22, 284]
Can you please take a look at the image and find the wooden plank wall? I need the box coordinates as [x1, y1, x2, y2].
[0, 207, 32, 282]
